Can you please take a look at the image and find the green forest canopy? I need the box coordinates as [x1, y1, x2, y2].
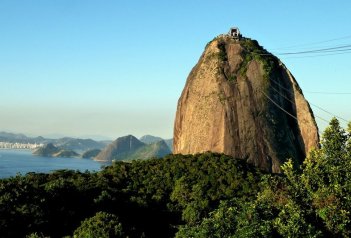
[1, 118, 351, 238]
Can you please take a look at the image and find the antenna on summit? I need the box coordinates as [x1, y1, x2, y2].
[228, 27, 242, 41]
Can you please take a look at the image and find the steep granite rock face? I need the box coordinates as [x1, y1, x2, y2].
[173, 35, 319, 173]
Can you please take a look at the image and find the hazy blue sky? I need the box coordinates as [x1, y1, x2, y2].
[0, 0, 350, 139]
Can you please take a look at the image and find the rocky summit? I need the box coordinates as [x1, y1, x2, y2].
[173, 34, 319, 173]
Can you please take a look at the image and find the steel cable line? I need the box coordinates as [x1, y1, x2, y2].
[309, 103, 348, 123]
[269, 34, 351, 51]
[261, 87, 325, 135]
[273, 42, 351, 52]
[269, 78, 348, 123]
[270, 77, 351, 96]
[276, 45, 351, 55]
[304, 90, 351, 95]
[281, 51, 351, 59]
[266, 83, 330, 124]
[239, 43, 351, 98]
[260, 91, 298, 120]
[240, 41, 351, 57]
[314, 115, 332, 124]
[256, 49, 351, 58]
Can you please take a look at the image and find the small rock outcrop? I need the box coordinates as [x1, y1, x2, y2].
[173, 35, 319, 173]
[33, 143, 80, 158]
[33, 143, 60, 157]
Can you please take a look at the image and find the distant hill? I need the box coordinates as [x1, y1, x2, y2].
[139, 135, 173, 152]
[164, 138, 173, 151]
[82, 149, 102, 159]
[95, 135, 171, 162]
[32, 143, 80, 158]
[139, 135, 164, 144]
[94, 135, 145, 162]
[0, 131, 28, 141]
[54, 138, 106, 152]
[33, 143, 60, 157]
[0, 131, 48, 144]
[126, 140, 171, 161]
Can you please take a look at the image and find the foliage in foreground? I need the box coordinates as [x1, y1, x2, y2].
[73, 211, 124, 238]
[178, 118, 351, 238]
[0, 151, 261, 237]
[1, 118, 351, 237]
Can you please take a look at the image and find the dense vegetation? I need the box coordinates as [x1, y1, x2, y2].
[0, 152, 262, 237]
[1, 118, 351, 237]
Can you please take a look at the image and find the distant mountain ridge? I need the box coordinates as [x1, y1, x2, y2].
[54, 138, 106, 152]
[126, 140, 171, 161]
[0, 131, 109, 152]
[1, 131, 173, 161]
[139, 135, 164, 144]
[139, 135, 173, 151]
[0, 131, 45, 144]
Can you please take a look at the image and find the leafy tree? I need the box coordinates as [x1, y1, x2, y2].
[26, 232, 45, 238]
[301, 118, 351, 236]
[73, 211, 124, 238]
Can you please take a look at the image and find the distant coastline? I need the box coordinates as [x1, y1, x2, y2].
[0, 142, 43, 150]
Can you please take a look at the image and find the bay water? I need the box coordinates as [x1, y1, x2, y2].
[0, 149, 108, 178]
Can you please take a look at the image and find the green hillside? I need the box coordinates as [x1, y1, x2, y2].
[123, 140, 171, 161]
[95, 135, 171, 162]
[54, 138, 106, 152]
[139, 135, 164, 144]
